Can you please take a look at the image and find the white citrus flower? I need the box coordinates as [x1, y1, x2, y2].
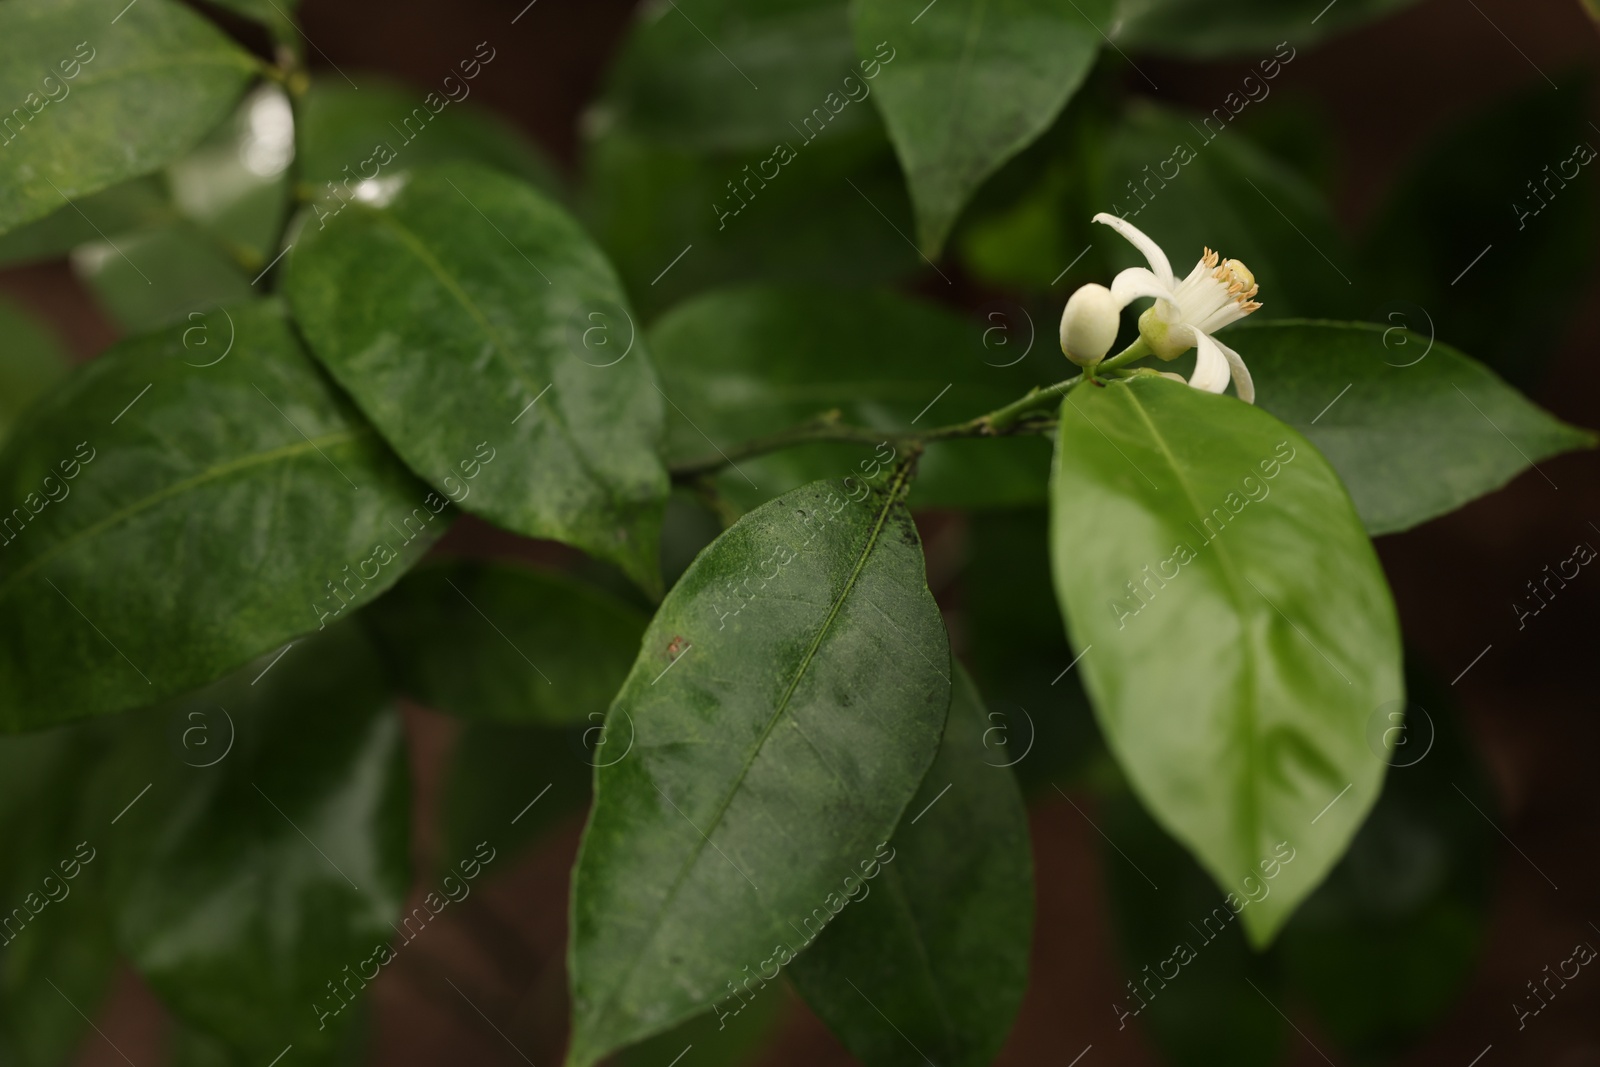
[1094, 212, 1262, 403]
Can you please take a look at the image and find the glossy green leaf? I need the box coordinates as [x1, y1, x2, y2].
[285, 163, 668, 591]
[852, 0, 1108, 254]
[1358, 74, 1597, 386]
[0, 177, 171, 267]
[1112, 0, 1420, 57]
[0, 300, 447, 731]
[581, 126, 921, 319]
[1232, 320, 1595, 535]
[567, 475, 951, 1064]
[0, 0, 260, 236]
[0, 726, 120, 1067]
[1097, 785, 1287, 1067]
[788, 666, 1032, 1067]
[649, 283, 1054, 510]
[299, 76, 561, 194]
[109, 623, 408, 1062]
[364, 559, 648, 726]
[1050, 376, 1402, 946]
[1279, 660, 1493, 1057]
[0, 300, 69, 446]
[73, 220, 255, 332]
[1092, 101, 1350, 317]
[597, 0, 875, 153]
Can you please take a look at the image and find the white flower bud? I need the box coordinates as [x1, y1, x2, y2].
[1059, 283, 1120, 367]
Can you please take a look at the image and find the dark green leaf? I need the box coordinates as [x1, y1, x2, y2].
[1050, 377, 1402, 945]
[611, 987, 786, 1067]
[852, 0, 1109, 254]
[364, 559, 647, 726]
[581, 127, 921, 319]
[73, 220, 254, 332]
[0, 177, 171, 267]
[0, 726, 120, 1067]
[109, 622, 407, 1062]
[1112, 0, 1419, 57]
[1279, 659, 1494, 1057]
[1098, 786, 1287, 1067]
[299, 76, 561, 194]
[285, 163, 668, 591]
[649, 283, 1054, 510]
[1359, 73, 1597, 386]
[1232, 320, 1595, 535]
[0, 0, 260, 235]
[0, 300, 447, 730]
[0, 300, 69, 445]
[442, 720, 595, 866]
[1092, 101, 1350, 317]
[567, 475, 951, 1064]
[597, 0, 873, 153]
[788, 666, 1032, 1067]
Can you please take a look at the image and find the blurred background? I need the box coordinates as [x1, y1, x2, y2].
[3, 0, 1598, 1064]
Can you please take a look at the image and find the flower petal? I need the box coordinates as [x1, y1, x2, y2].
[1189, 331, 1232, 395]
[1093, 213, 1176, 290]
[1207, 331, 1255, 404]
[1109, 266, 1175, 310]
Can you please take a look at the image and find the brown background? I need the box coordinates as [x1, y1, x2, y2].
[4, 0, 1597, 1063]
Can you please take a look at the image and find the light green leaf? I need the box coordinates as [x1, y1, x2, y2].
[0, 300, 70, 446]
[284, 163, 668, 592]
[1050, 376, 1402, 946]
[597, 0, 873, 152]
[852, 0, 1109, 254]
[364, 559, 648, 726]
[650, 283, 1054, 510]
[1112, 0, 1420, 57]
[73, 220, 254, 332]
[299, 76, 561, 194]
[0, 177, 171, 267]
[0, 0, 260, 236]
[0, 300, 447, 731]
[1231, 320, 1596, 535]
[567, 475, 951, 1065]
[109, 623, 408, 1063]
[788, 665, 1032, 1067]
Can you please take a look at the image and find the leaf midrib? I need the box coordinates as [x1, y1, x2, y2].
[0, 430, 368, 601]
[1114, 386, 1263, 868]
[590, 469, 916, 1038]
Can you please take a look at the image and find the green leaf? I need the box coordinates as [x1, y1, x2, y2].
[0, 0, 260, 236]
[581, 127, 921, 319]
[0, 300, 447, 731]
[0, 177, 171, 267]
[443, 719, 596, 866]
[109, 622, 408, 1062]
[1049, 376, 1402, 946]
[1358, 74, 1597, 386]
[1230, 320, 1596, 535]
[284, 163, 669, 592]
[597, 0, 875, 153]
[299, 76, 561, 194]
[788, 665, 1032, 1067]
[649, 283, 1054, 510]
[364, 559, 648, 726]
[1092, 101, 1350, 317]
[0, 726, 120, 1067]
[73, 220, 255, 332]
[1279, 659, 1494, 1058]
[205, 0, 299, 30]
[852, 0, 1108, 254]
[567, 474, 951, 1065]
[1098, 786, 1287, 1067]
[0, 300, 69, 446]
[1112, 0, 1420, 57]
